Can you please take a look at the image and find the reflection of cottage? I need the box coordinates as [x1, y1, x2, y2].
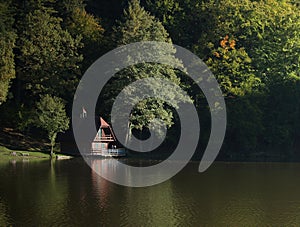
[59, 117, 126, 157]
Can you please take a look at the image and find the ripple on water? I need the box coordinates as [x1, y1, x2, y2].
[0, 197, 11, 226]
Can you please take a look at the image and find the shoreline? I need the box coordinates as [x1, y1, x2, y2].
[1, 142, 300, 164]
[0, 146, 74, 162]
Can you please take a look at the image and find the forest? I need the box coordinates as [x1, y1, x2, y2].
[0, 0, 299, 160]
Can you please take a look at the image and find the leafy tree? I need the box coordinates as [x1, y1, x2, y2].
[62, 5, 105, 70]
[210, 0, 298, 84]
[243, 0, 300, 151]
[86, 0, 126, 27]
[0, 0, 298, 160]
[100, 0, 189, 134]
[0, 0, 16, 104]
[145, 0, 198, 47]
[186, 0, 300, 85]
[223, 94, 264, 159]
[148, 0, 299, 80]
[36, 95, 69, 157]
[206, 35, 260, 96]
[148, 0, 299, 157]
[17, 1, 83, 103]
[145, 0, 181, 29]
[114, 0, 172, 44]
[204, 34, 263, 156]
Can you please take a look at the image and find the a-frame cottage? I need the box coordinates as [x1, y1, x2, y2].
[91, 117, 126, 157]
[59, 117, 126, 157]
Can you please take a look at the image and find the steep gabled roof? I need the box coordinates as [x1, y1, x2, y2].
[100, 117, 110, 128]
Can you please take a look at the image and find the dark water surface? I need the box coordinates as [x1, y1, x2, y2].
[1, 158, 300, 226]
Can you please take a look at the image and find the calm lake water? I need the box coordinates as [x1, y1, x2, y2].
[1, 158, 300, 226]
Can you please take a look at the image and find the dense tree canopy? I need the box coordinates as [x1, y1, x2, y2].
[17, 2, 83, 103]
[0, 0, 16, 104]
[0, 0, 299, 160]
[101, 0, 189, 132]
[58, 0, 105, 70]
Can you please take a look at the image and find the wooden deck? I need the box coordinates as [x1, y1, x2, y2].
[87, 148, 126, 157]
[93, 136, 115, 142]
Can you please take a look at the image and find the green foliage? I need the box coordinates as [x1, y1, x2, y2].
[102, 0, 189, 132]
[225, 96, 264, 156]
[206, 35, 260, 96]
[0, 0, 16, 104]
[255, 2, 299, 83]
[146, 0, 181, 27]
[36, 95, 69, 156]
[0, 0, 298, 159]
[17, 3, 83, 103]
[67, 8, 103, 45]
[149, 0, 300, 156]
[56, 0, 85, 16]
[145, 0, 194, 47]
[0, 146, 50, 161]
[86, 0, 126, 27]
[55, 0, 106, 69]
[114, 0, 171, 44]
[191, 0, 300, 85]
[263, 79, 300, 149]
[147, 0, 299, 80]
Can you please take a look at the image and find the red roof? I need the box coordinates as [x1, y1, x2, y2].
[100, 117, 110, 128]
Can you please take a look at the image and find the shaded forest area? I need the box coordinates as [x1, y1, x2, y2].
[0, 0, 299, 160]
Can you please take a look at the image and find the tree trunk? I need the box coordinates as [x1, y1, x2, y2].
[125, 122, 132, 147]
[50, 144, 54, 158]
[50, 133, 57, 158]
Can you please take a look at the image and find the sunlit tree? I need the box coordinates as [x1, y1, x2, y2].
[36, 95, 69, 157]
[101, 0, 189, 133]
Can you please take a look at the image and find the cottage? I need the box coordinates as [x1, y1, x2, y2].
[59, 117, 126, 157]
[91, 117, 126, 157]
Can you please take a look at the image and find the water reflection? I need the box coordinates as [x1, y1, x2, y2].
[0, 197, 10, 226]
[89, 158, 182, 226]
[1, 160, 300, 225]
[88, 158, 193, 187]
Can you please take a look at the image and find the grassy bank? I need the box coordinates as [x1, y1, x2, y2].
[0, 128, 75, 162]
[0, 146, 75, 162]
[0, 145, 51, 162]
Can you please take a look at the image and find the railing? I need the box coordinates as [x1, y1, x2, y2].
[107, 148, 126, 156]
[94, 136, 114, 141]
[90, 148, 126, 157]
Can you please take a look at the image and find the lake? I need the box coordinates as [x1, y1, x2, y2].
[1, 158, 300, 226]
